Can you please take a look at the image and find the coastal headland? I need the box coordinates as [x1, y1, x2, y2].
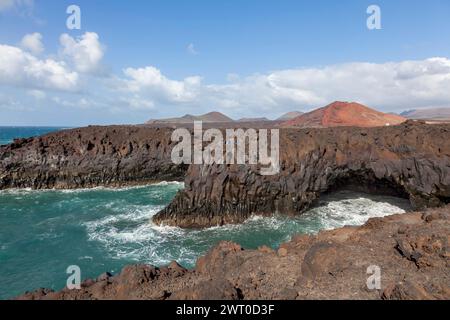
[1, 120, 449, 300]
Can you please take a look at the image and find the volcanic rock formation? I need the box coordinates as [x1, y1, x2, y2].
[0, 126, 187, 189]
[3, 120, 449, 300]
[154, 121, 450, 227]
[281, 101, 406, 128]
[17, 205, 450, 300]
[1, 122, 449, 227]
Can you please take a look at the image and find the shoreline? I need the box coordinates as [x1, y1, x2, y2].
[0, 180, 185, 194]
[1, 122, 449, 299]
[1, 122, 449, 228]
[16, 204, 450, 300]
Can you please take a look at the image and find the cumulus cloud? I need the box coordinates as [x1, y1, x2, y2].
[20, 32, 44, 55]
[2, 31, 450, 120]
[115, 57, 450, 116]
[59, 32, 105, 74]
[198, 57, 450, 113]
[123, 66, 202, 103]
[0, 44, 78, 91]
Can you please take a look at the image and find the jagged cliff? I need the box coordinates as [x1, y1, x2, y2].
[0, 126, 187, 189]
[2, 121, 449, 300]
[17, 205, 450, 300]
[153, 121, 450, 227]
[1, 122, 449, 228]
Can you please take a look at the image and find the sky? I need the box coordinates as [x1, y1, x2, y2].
[0, 0, 450, 126]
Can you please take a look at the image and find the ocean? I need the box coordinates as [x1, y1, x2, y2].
[0, 127, 412, 299]
[0, 127, 68, 146]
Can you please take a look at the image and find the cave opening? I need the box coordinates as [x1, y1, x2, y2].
[324, 169, 409, 198]
[437, 195, 450, 205]
[315, 169, 412, 211]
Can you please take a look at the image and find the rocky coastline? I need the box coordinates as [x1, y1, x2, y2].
[0, 125, 187, 190]
[154, 121, 450, 227]
[2, 121, 449, 228]
[1, 121, 449, 300]
[17, 205, 450, 300]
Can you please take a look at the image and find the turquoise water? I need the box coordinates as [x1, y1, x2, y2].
[0, 127, 412, 299]
[0, 127, 68, 146]
[0, 183, 411, 300]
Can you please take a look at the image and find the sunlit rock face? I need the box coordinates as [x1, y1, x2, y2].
[154, 121, 450, 227]
[1, 121, 449, 228]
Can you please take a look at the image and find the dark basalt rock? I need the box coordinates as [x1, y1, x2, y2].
[0, 125, 187, 189]
[154, 121, 450, 227]
[1, 122, 449, 227]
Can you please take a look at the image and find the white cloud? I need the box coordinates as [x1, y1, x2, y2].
[123, 66, 202, 103]
[120, 95, 155, 110]
[197, 57, 450, 114]
[2, 31, 450, 121]
[114, 57, 450, 117]
[20, 32, 44, 55]
[0, 44, 78, 91]
[59, 32, 105, 74]
[52, 96, 103, 110]
[187, 43, 198, 55]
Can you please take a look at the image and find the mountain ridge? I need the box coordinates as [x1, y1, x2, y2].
[146, 111, 233, 124]
[400, 108, 450, 120]
[277, 111, 304, 121]
[281, 101, 406, 128]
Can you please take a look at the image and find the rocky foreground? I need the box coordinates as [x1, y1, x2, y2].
[17, 205, 449, 300]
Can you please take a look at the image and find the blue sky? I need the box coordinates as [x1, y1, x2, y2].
[0, 0, 450, 126]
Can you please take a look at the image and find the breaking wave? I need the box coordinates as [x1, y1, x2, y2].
[82, 189, 411, 268]
[0, 182, 411, 299]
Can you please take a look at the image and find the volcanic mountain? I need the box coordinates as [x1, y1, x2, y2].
[281, 102, 406, 128]
[277, 111, 304, 121]
[400, 108, 450, 121]
[146, 111, 233, 124]
[237, 117, 270, 122]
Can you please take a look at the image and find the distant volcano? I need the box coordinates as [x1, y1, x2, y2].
[400, 108, 450, 121]
[147, 111, 233, 124]
[276, 111, 304, 121]
[281, 101, 406, 128]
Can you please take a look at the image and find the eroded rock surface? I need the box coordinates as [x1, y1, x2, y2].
[1, 122, 449, 228]
[17, 205, 450, 300]
[0, 126, 187, 189]
[154, 121, 450, 227]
